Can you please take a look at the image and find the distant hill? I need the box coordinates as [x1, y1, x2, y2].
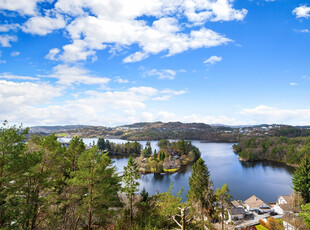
[120, 121, 211, 130]
[29, 125, 91, 134]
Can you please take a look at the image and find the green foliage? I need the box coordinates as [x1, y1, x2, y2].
[0, 122, 31, 228]
[234, 136, 310, 165]
[299, 203, 310, 228]
[109, 141, 142, 155]
[70, 147, 122, 228]
[215, 184, 232, 229]
[122, 156, 140, 223]
[188, 158, 215, 222]
[97, 137, 106, 151]
[293, 156, 310, 203]
[142, 141, 152, 157]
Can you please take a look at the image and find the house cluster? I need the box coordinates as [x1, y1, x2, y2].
[226, 194, 297, 228]
[227, 195, 273, 222]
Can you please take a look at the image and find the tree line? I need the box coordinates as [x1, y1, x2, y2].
[233, 136, 310, 165]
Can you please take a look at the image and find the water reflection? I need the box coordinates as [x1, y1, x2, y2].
[61, 138, 294, 203]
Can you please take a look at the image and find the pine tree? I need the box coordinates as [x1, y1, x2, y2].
[122, 156, 140, 225]
[97, 138, 105, 151]
[215, 184, 232, 230]
[70, 147, 121, 230]
[0, 122, 30, 228]
[187, 158, 214, 225]
[293, 155, 310, 203]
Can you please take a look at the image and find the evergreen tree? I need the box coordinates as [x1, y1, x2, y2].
[121, 156, 140, 224]
[97, 138, 105, 151]
[70, 147, 121, 230]
[187, 158, 214, 225]
[66, 137, 85, 172]
[143, 141, 152, 157]
[215, 184, 232, 230]
[0, 122, 31, 228]
[293, 155, 310, 203]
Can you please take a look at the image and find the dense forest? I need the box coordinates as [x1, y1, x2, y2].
[234, 136, 310, 165]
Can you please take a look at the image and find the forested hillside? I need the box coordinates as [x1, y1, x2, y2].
[234, 136, 310, 165]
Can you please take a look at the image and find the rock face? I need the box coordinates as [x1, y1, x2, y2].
[134, 140, 201, 174]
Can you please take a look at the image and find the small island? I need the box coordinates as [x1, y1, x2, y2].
[97, 138, 201, 173]
[135, 139, 201, 173]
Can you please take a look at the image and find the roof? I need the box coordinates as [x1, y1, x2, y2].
[230, 207, 245, 215]
[244, 195, 267, 208]
[278, 194, 295, 212]
[280, 195, 294, 204]
[231, 200, 244, 208]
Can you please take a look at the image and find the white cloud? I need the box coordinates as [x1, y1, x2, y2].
[289, 82, 298, 86]
[300, 29, 309, 33]
[240, 105, 310, 125]
[152, 89, 187, 101]
[22, 14, 66, 35]
[115, 77, 129, 83]
[0, 35, 17, 47]
[46, 64, 111, 86]
[183, 0, 247, 24]
[0, 73, 38, 80]
[10, 51, 20, 57]
[45, 48, 60, 60]
[145, 69, 177, 80]
[0, 85, 161, 126]
[0, 0, 46, 15]
[45, 0, 243, 63]
[0, 23, 19, 32]
[203, 55, 222, 64]
[160, 89, 187, 95]
[152, 95, 171, 101]
[0, 80, 62, 117]
[293, 5, 310, 19]
[182, 114, 242, 125]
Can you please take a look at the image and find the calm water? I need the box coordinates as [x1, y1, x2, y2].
[59, 138, 294, 202]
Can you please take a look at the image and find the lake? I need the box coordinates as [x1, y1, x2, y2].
[59, 138, 294, 202]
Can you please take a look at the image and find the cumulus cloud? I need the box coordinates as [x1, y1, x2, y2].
[0, 0, 46, 15]
[22, 14, 66, 35]
[0, 35, 17, 47]
[293, 5, 310, 19]
[240, 105, 310, 125]
[203, 55, 222, 64]
[29, 0, 244, 63]
[0, 82, 176, 125]
[45, 48, 60, 60]
[46, 64, 111, 86]
[0, 23, 19, 32]
[289, 82, 298, 86]
[0, 80, 62, 119]
[1, 0, 246, 63]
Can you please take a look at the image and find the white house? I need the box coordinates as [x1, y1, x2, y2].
[244, 195, 271, 211]
[273, 194, 294, 215]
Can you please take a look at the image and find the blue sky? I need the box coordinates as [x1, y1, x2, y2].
[0, 0, 310, 127]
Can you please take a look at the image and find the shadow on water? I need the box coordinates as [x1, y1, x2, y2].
[240, 160, 295, 174]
